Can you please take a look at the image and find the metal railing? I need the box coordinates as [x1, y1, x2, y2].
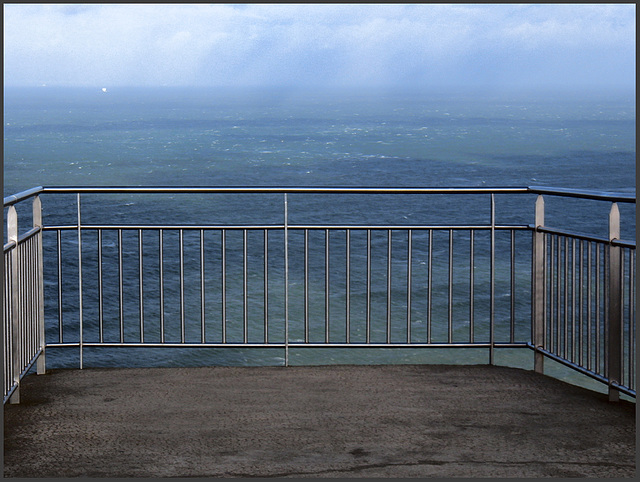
[3, 194, 45, 404]
[3, 186, 636, 404]
[530, 193, 636, 401]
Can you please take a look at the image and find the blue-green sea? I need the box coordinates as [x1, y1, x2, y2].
[3, 86, 636, 393]
[4, 86, 636, 192]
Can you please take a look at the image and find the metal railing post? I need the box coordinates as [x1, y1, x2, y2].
[8, 206, 21, 403]
[77, 194, 83, 369]
[489, 194, 495, 365]
[284, 193, 289, 367]
[34, 196, 46, 374]
[607, 203, 622, 401]
[533, 195, 545, 374]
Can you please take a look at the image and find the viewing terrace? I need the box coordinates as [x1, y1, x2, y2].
[3, 185, 636, 477]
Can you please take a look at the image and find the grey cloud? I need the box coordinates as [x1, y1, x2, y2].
[3, 3, 635, 89]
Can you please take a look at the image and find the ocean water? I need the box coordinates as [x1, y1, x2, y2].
[3, 86, 636, 391]
[4, 86, 637, 191]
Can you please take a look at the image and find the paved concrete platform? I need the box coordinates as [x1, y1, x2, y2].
[3, 364, 636, 478]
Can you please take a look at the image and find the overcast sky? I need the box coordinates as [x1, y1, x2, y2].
[3, 3, 636, 90]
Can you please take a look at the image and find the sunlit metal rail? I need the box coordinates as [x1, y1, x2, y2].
[3, 186, 636, 404]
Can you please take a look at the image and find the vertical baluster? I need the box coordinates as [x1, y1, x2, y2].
[30, 239, 35, 362]
[542, 232, 547, 356]
[578, 240, 584, 367]
[470, 230, 474, 344]
[603, 245, 609, 378]
[510, 230, 515, 344]
[4, 254, 10, 395]
[571, 238, 576, 362]
[139, 229, 144, 344]
[325, 229, 330, 344]
[28, 240, 34, 364]
[366, 229, 371, 344]
[595, 243, 601, 375]
[448, 229, 453, 344]
[243, 229, 248, 344]
[284, 194, 289, 365]
[556, 236, 561, 355]
[18, 239, 25, 374]
[427, 229, 433, 344]
[57, 230, 63, 344]
[78, 194, 84, 368]
[200, 229, 207, 343]
[36, 235, 42, 364]
[387, 229, 392, 344]
[264, 229, 269, 344]
[159, 229, 165, 343]
[346, 229, 350, 344]
[18, 240, 25, 370]
[24, 240, 29, 364]
[620, 249, 626, 388]
[23, 240, 27, 368]
[551, 234, 556, 354]
[118, 228, 123, 344]
[304, 229, 309, 344]
[179, 229, 185, 344]
[98, 230, 103, 343]
[587, 241, 592, 371]
[629, 249, 635, 391]
[564, 236, 569, 360]
[489, 194, 495, 365]
[200, 229, 205, 343]
[221, 229, 226, 344]
[32, 238, 37, 361]
[407, 229, 412, 344]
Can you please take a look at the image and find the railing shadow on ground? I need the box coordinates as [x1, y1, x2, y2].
[3, 186, 636, 404]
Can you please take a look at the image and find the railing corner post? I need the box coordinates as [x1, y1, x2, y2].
[34, 195, 46, 375]
[533, 194, 545, 374]
[607, 202, 622, 402]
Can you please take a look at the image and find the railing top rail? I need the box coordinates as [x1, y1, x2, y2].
[38, 185, 530, 195]
[4, 185, 636, 206]
[3, 186, 44, 207]
[527, 186, 636, 203]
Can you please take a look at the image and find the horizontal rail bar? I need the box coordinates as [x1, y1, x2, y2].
[24, 185, 634, 203]
[4, 227, 42, 252]
[533, 225, 636, 247]
[610, 238, 636, 249]
[529, 224, 636, 249]
[45, 342, 529, 349]
[44, 224, 531, 231]
[3, 186, 44, 207]
[527, 186, 636, 203]
[283, 225, 529, 231]
[2, 348, 43, 405]
[40, 186, 532, 195]
[44, 224, 287, 231]
[17, 226, 42, 244]
[5, 186, 634, 207]
[527, 344, 636, 397]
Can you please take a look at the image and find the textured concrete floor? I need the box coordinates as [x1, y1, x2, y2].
[3, 364, 636, 478]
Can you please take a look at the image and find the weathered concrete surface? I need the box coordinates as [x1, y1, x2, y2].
[3, 365, 636, 478]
